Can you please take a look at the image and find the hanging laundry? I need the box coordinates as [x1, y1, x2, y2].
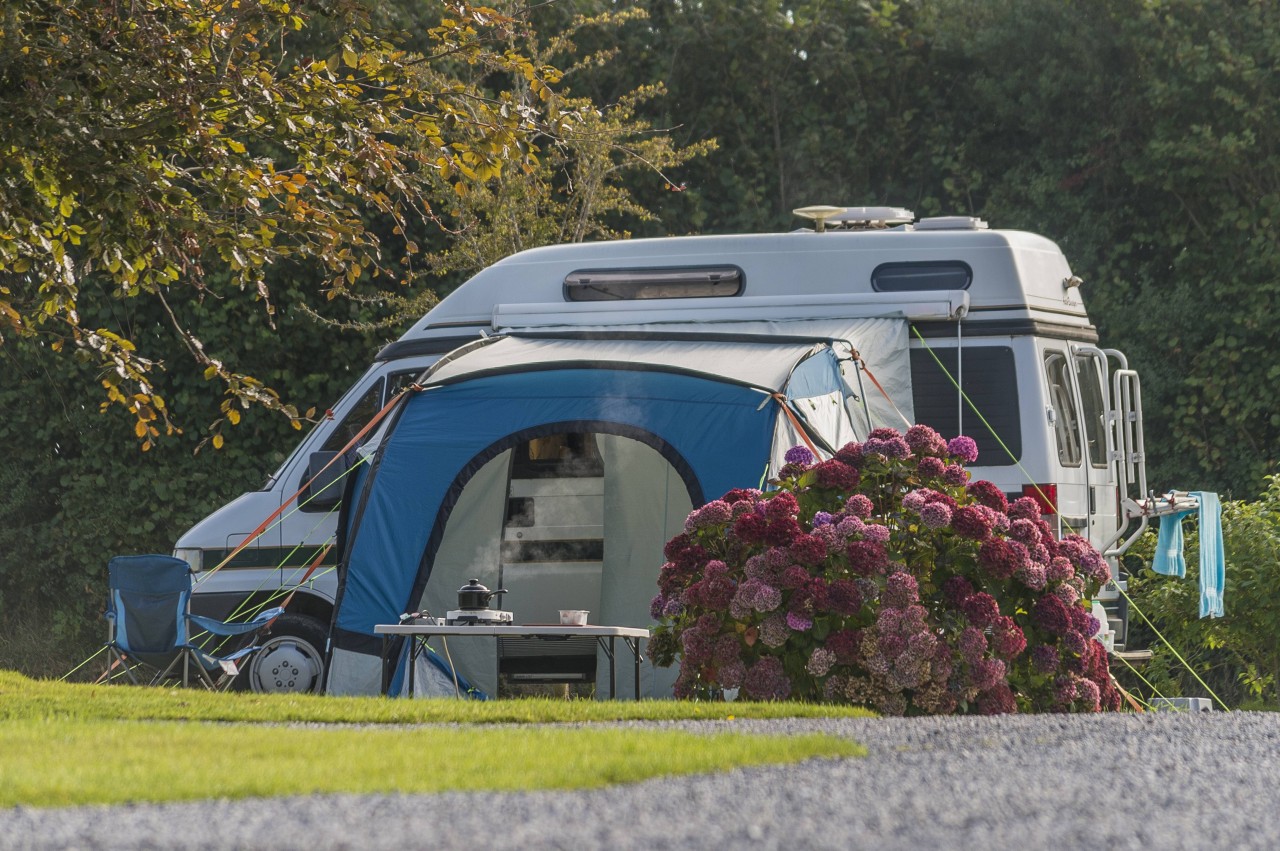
[1151, 493, 1224, 619]
[1153, 509, 1192, 578]
[1191, 492, 1225, 619]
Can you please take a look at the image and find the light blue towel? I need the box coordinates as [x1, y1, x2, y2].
[1151, 493, 1225, 619]
[1192, 491, 1225, 619]
[1153, 510, 1191, 577]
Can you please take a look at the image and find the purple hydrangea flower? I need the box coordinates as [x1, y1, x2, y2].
[861, 524, 891, 544]
[835, 516, 866, 538]
[742, 656, 793, 701]
[917, 456, 946, 478]
[785, 611, 814, 632]
[806, 647, 837, 677]
[1031, 644, 1060, 674]
[943, 464, 970, 486]
[1077, 678, 1102, 711]
[1016, 562, 1048, 591]
[864, 434, 911, 460]
[905, 424, 947, 456]
[1062, 630, 1088, 657]
[1054, 675, 1079, 705]
[1047, 557, 1075, 582]
[784, 445, 815, 467]
[812, 511, 834, 527]
[760, 613, 789, 648]
[718, 660, 746, 690]
[920, 501, 953, 529]
[844, 494, 875, 518]
[743, 554, 770, 581]
[972, 657, 1007, 691]
[684, 499, 733, 532]
[947, 435, 980, 463]
[901, 489, 929, 513]
[959, 626, 988, 664]
[882, 572, 920, 608]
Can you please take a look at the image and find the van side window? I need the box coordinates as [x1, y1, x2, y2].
[563, 266, 743, 301]
[1074, 355, 1108, 469]
[320, 378, 384, 453]
[316, 368, 422, 457]
[909, 346, 1021, 466]
[872, 261, 972, 292]
[1044, 352, 1082, 467]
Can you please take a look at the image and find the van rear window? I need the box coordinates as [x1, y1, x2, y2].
[909, 346, 1021, 466]
[564, 266, 743, 301]
[872, 261, 972, 292]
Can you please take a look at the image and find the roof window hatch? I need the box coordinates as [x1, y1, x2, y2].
[872, 261, 973, 292]
[563, 266, 744, 301]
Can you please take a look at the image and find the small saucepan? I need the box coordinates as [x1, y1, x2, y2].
[457, 578, 508, 610]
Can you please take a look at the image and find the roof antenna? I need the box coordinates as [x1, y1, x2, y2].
[793, 205, 916, 232]
[792, 205, 846, 233]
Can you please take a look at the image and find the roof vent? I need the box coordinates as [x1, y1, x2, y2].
[793, 205, 914, 232]
[915, 216, 989, 231]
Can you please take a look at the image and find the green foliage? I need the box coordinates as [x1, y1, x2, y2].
[1125, 476, 1280, 707]
[0, 0, 580, 437]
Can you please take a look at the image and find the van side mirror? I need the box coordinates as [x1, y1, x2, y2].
[302, 451, 349, 510]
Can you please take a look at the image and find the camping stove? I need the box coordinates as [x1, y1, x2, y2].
[445, 609, 514, 625]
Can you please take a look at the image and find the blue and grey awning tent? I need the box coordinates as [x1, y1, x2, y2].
[325, 319, 911, 697]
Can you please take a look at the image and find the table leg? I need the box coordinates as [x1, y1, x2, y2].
[407, 636, 417, 697]
[632, 637, 641, 699]
[609, 636, 617, 699]
[380, 636, 390, 696]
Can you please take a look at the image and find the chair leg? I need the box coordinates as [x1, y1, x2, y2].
[105, 648, 142, 685]
[156, 653, 184, 686]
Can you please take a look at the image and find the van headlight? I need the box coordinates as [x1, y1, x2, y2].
[173, 548, 204, 572]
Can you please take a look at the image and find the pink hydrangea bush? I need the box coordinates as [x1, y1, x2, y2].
[648, 426, 1122, 714]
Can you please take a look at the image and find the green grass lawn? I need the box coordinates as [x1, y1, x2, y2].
[0, 672, 867, 808]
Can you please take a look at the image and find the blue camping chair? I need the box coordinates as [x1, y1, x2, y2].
[104, 554, 284, 689]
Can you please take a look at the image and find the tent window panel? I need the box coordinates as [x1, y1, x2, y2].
[909, 346, 1021, 466]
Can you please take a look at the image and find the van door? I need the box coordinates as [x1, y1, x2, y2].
[1070, 352, 1118, 548]
[1041, 346, 1115, 547]
[1042, 348, 1089, 537]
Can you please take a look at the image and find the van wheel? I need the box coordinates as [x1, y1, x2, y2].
[246, 613, 327, 694]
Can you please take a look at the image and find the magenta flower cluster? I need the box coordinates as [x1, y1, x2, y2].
[649, 424, 1122, 715]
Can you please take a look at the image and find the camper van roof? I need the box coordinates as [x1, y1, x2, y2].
[387, 226, 1088, 353]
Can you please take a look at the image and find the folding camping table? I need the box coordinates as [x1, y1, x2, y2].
[374, 623, 650, 699]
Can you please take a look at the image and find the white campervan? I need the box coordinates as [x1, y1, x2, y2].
[178, 206, 1147, 692]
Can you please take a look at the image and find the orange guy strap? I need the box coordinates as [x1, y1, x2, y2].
[206, 385, 420, 576]
[770, 392, 823, 457]
[858, 357, 912, 428]
[276, 543, 334, 612]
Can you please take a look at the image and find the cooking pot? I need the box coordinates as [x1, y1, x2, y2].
[457, 578, 508, 610]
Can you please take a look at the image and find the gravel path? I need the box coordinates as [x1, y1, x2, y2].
[3, 711, 1277, 850]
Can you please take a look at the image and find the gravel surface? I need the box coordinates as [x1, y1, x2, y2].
[4, 711, 1278, 850]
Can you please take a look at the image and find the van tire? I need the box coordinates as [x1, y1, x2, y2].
[245, 613, 327, 694]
